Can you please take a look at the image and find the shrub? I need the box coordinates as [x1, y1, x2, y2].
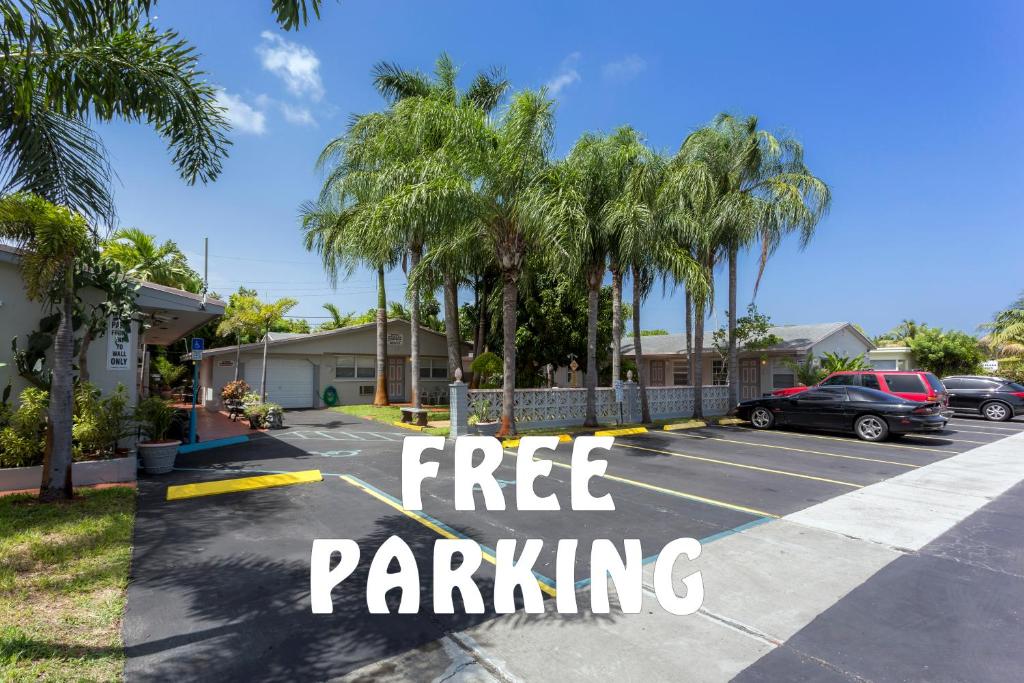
[470, 352, 503, 389]
[909, 328, 984, 377]
[73, 383, 104, 457]
[135, 397, 175, 442]
[0, 387, 48, 468]
[221, 379, 251, 402]
[74, 384, 133, 459]
[469, 397, 494, 422]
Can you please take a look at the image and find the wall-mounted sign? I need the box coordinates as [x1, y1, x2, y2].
[106, 317, 132, 371]
[388, 333, 403, 346]
[217, 359, 235, 368]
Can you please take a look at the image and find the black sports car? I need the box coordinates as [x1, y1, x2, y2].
[734, 385, 948, 442]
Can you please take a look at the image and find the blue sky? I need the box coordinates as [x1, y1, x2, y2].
[98, 0, 1024, 337]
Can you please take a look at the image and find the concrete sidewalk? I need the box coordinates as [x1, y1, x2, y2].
[343, 429, 1024, 682]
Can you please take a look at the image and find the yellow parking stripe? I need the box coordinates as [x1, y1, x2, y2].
[594, 427, 648, 437]
[726, 425, 950, 454]
[502, 450, 779, 519]
[339, 474, 558, 598]
[616, 443, 863, 488]
[167, 469, 322, 501]
[661, 430, 919, 468]
[663, 421, 707, 431]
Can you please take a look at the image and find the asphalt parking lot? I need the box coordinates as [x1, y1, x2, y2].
[123, 410, 1024, 681]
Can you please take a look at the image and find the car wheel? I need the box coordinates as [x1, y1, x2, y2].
[854, 414, 889, 442]
[981, 401, 1012, 422]
[750, 407, 775, 430]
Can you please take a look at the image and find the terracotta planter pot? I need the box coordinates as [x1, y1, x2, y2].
[138, 440, 179, 475]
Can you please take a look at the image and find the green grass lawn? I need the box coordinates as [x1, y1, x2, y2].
[331, 404, 450, 436]
[0, 486, 135, 681]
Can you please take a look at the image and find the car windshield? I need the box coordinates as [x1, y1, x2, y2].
[923, 373, 945, 392]
[1004, 381, 1024, 392]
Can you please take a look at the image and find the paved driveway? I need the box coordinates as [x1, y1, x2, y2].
[123, 410, 1024, 681]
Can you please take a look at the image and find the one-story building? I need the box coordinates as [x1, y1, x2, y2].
[1, 243, 225, 409]
[621, 322, 875, 399]
[198, 319, 469, 410]
[867, 345, 915, 370]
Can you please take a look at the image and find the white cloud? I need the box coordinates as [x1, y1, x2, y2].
[603, 55, 647, 82]
[215, 90, 266, 135]
[545, 52, 581, 95]
[256, 31, 324, 100]
[280, 102, 316, 126]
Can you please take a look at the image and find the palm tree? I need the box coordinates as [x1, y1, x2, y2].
[781, 356, 826, 387]
[564, 134, 617, 426]
[983, 294, 1024, 357]
[301, 189, 399, 407]
[369, 53, 509, 404]
[102, 228, 203, 292]
[818, 351, 869, 373]
[248, 297, 299, 401]
[599, 128, 651, 388]
[680, 114, 830, 409]
[607, 143, 709, 423]
[0, 1, 231, 222]
[216, 289, 260, 381]
[0, 193, 92, 500]
[318, 302, 354, 331]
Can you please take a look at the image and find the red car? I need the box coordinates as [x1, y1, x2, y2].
[773, 370, 949, 405]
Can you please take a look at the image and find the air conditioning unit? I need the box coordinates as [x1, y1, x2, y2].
[359, 385, 374, 396]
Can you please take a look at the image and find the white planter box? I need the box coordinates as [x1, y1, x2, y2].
[0, 455, 137, 493]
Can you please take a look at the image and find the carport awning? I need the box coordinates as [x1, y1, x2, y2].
[137, 281, 225, 346]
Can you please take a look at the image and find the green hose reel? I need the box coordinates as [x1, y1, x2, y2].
[322, 385, 339, 406]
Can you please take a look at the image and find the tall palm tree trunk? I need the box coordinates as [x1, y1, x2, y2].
[693, 298, 706, 419]
[443, 272, 463, 380]
[728, 246, 739, 407]
[584, 265, 604, 427]
[40, 271, 75, 501]
[685, 290, 693, 385]
[409, 244, 422, 408]
[259, 330, 269, 401]
[497, 274, 518, 437]
[611, 266, 623, 383]
[373, 265, 389, 406]
[631, 266, 650, 423]
[471, 276, 484, 389]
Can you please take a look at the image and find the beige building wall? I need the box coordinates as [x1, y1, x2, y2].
[1, 261, 140, 407]
[200, 320, 458, 409]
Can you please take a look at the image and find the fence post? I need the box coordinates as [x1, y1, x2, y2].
[623, 375, 640, 424]
[449, 369, 469, 438]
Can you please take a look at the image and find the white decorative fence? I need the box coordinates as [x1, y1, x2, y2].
[464, 383, 730, 429]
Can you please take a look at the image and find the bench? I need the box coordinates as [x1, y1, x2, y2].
[225, 399, 244, 422]
[400, 407, 429, 427]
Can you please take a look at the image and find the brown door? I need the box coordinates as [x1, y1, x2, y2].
[739, 358, 761, 400]
[650, 360, 666, 387]
[387, 358, 405, 401]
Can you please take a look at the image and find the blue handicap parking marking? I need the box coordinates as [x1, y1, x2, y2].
[309, 449, 364, 458]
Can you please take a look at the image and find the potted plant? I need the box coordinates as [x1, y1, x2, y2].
[245, 401, 269, 429]
[151, 356, 187, 400]
[135, 397, 179, 474]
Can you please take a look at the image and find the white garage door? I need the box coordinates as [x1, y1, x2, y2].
[244, 357, 315, 409]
